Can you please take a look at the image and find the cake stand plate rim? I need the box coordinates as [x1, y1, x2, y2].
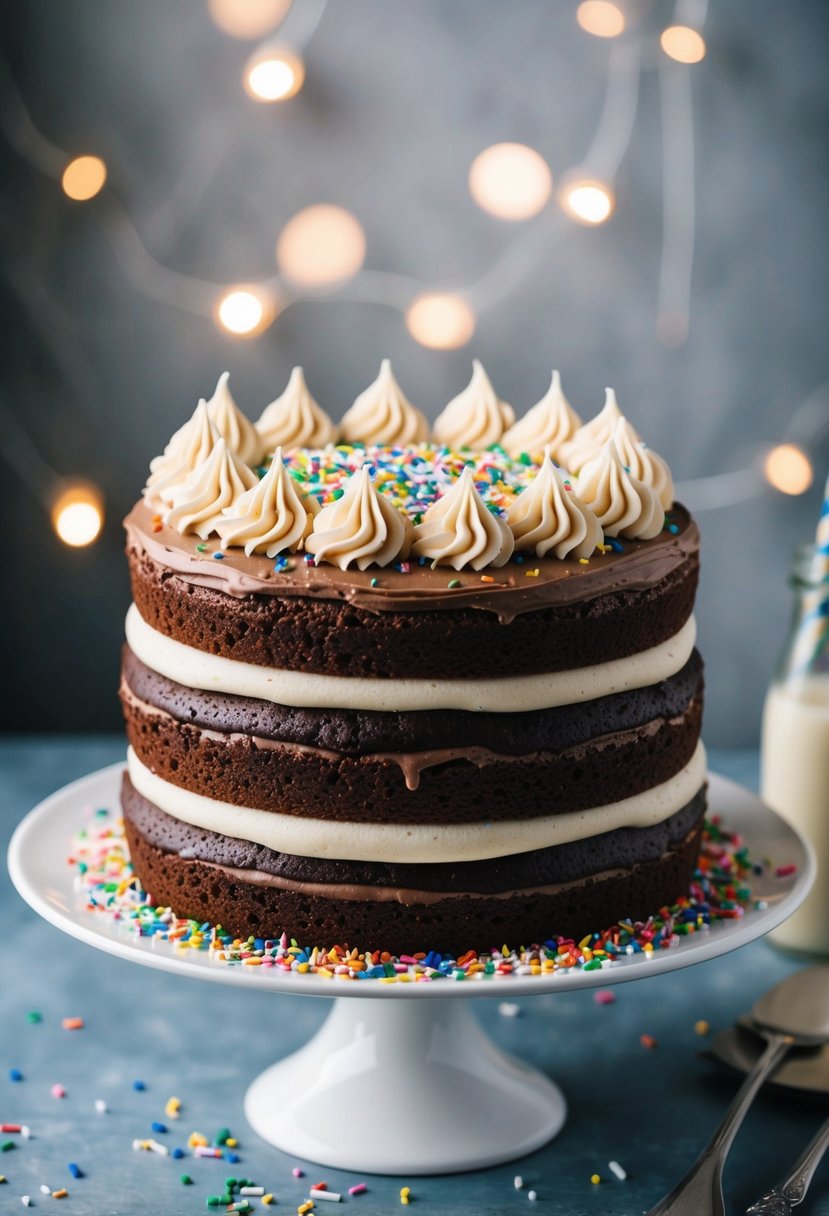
[7, 760, 815, 1000]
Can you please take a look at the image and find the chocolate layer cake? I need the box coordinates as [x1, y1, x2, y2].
[121, 365, 705, 953]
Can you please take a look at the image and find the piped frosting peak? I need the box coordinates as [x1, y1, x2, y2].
[255, 367, 336, 451]
[216, 446, 318, 557]
[339, 360, 429, 446]
[305, 466, 415, 570]
[576, 440, 664, 540]
[165, 437, 258, 539]
[144, 400, 220, 506]
[206, 372, 263, 466]
[558, 386, 623, 473]
[609, 416, 674, 510]
[502, 371, 582, 459]
[412, 465, 514, 570]
[432, 360, 515, 450]
[508, 449, 603, 559]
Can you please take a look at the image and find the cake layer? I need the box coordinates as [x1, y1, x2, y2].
[122, 650, 703, 824]
[125, 603, 697, 713]
[122, 644, 704, 754]
[126, 741, 707, 863]
[122, 773, 706, 893]
[123, 777, 706, 953]
[126, 503, 699, 679]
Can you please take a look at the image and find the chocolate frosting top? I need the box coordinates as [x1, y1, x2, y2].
[125, 499, 698, 620]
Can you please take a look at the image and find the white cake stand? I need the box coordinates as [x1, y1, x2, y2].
[7, 764, 813, 1175]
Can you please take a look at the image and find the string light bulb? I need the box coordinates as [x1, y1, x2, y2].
[764, 444, 814, 496]
[405, 293, 476, 350]
[660, 25, 706, 64]
[576, 1, 625, 38]
[276, 204, 366, 288]
[215, 286, 276, 337]
[468, 143, 553, 221]
[244, 45, 305, 101]
[61, 155, 107, 202]
[51, 483, 104, 548]
[208, 0, 291, 39]
[559, 177, 615, 225]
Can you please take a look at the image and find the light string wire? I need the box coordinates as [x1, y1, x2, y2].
[0, 14, 645, 326]
[655, 0, 704, 347]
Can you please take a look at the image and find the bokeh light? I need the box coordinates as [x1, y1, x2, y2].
[215, 286, 275, 337]
[660, 25, 707, 64]
[51, 484, 104, 547]
[61, 156, 107, 202]
[559, 177, 615, 225]
[468, 143, 553, 221]
[244, 46, 305, 101]
[276, 204, 366, 288]
[208, 0, 291, 39]
[576, 1, 625, 38]
[764, 444, 814, 496]
[405, 293, 476, 350]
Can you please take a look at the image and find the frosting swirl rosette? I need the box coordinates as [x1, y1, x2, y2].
[305, 466, 414, 570]
[216, 446, 318, 556]
[609, 416, 674, 510]
[165, 437, 258, 538]
[412, 465, 514, 570]
[576, 440, 664, 540]
[558, 386, 622, 473]
[338, 360, 428, 446]
[432, 360, 515, 450]
[206, 371, 263, 466]
[255, 367, 336, 451]
[144, 400, 219, 506]
[508, 449, 603, 559]
[502, 370, 582, 460]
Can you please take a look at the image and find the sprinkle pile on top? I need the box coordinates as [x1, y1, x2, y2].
[283, 444, 535, 522]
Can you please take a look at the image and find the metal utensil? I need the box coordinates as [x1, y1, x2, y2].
[745, 1115, 829, 1214]
[645, 966, 829, 1216]
[710, 1016, 829, 1095]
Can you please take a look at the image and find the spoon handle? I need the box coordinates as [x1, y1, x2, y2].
[780, 1114, 829, 1205]
[646, 1030, 793, 1216]
[745, 1115, 829, 1214]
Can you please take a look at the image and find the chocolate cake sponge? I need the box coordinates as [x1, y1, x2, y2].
[122, 648, 703, 824]
[126, 507, 699, 680]
[123, 775, 707, 954]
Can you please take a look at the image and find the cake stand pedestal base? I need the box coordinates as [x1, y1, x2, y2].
[244, 995, 566, 1175]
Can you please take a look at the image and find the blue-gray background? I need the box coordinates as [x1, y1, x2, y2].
[1, 0, 828, 743]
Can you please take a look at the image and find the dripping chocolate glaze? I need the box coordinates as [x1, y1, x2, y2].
[125, 499, 698, 622]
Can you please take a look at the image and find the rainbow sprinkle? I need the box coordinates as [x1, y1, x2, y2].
[282, 444, 533, 520]
[66, 809, 790, 983]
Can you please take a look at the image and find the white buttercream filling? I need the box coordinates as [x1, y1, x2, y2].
[127, 741, 707, 864]
[125, 604, 696, 713]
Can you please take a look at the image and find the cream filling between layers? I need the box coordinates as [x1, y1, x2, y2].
[125, 604, 696, 713]
[127, 741, 707, 864]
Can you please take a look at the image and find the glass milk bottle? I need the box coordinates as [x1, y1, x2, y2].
[761, 500, 829, 954]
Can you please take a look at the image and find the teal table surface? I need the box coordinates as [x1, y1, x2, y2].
[1, 739, 826, 1216]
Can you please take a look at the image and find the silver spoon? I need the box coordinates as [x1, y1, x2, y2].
[645, 966, 829, 1216]
[745, 1115, 829, 1215]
